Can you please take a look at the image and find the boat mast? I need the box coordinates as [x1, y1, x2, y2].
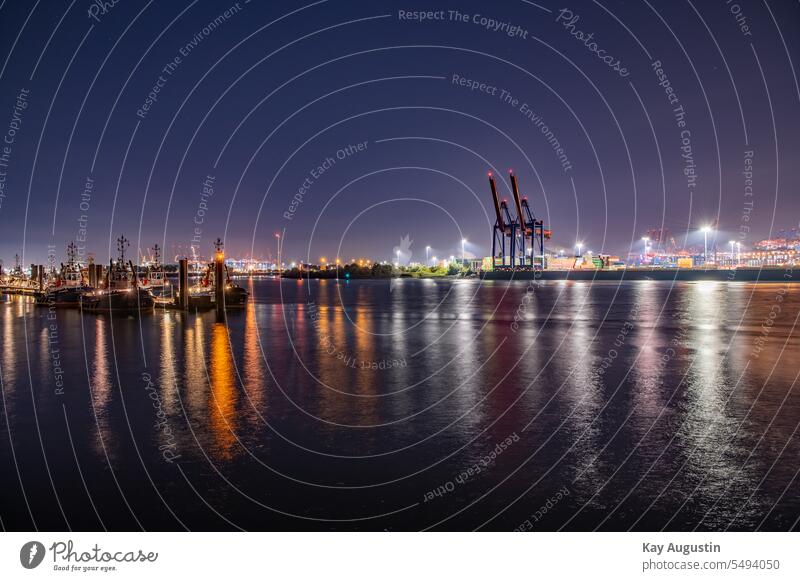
[66, 241, 78, 267]
[117, 235, 129, 264]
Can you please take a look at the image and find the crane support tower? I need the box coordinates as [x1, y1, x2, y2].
[509, 171, 550, 269]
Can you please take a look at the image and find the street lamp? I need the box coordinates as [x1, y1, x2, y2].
[729, 240, 736, 267]
[736, 242, 741, 265]
[396, 249, 401, 266]
[425, 245, 431, 266]
[274, 232, 281, 273]
[641, 236, 650, 264]
[461, 238, 467, 264]
[575, 242, 583, 257]
[701, 225, 711, 265]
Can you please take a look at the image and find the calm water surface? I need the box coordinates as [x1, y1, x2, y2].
[1, 278, 799, 531]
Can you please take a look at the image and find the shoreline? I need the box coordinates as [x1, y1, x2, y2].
[481, 267, 794, 282]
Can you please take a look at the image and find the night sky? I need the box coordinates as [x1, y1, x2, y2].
[0, 0, 798, 265]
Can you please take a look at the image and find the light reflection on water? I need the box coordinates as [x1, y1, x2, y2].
[0, 280, 798, 531]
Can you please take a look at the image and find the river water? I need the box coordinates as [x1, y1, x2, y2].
[1, 277, 799, 531]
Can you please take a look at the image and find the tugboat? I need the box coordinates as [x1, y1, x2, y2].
[36, 242, 91, 308]
[192, 239, 248, 307]
[140, 243, 171, 298]
[82, 236, 154, 313]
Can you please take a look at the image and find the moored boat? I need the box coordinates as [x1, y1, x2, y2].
[189, 239, 248, 308]
[36, 242, 92, 308]
[140, 243, 172, 299]
[82, 236, 154, 314]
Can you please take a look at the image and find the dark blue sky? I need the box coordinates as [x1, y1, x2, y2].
[1, 0, 798, 265]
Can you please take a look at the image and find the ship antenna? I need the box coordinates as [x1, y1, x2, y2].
[153, 243, 161, 266]
[117, 235, 129, 263]
[214, 238, 224, 254]
[67, 241, 77, 265]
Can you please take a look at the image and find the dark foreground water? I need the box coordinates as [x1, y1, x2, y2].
[1, 278, 799, 531]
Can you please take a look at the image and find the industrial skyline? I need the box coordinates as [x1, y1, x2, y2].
[1, 1, 798, 265]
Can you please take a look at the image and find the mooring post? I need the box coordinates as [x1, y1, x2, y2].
[214, 250, 225, 314]
[178, 258, 189, 309]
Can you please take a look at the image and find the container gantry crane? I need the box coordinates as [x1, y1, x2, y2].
[488, 172, 519, 269]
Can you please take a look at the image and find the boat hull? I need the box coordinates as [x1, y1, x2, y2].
[36, 286, 91, 308]
[82, 289, 154, 313]
[224, 286, 248, 307]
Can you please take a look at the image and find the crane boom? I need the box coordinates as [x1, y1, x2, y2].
[488, 174, 505, 232]
[509, 173, 531, 235]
